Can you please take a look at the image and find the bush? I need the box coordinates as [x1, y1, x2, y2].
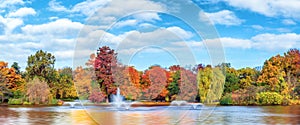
[8, 98, 23, 105]
[256, 92, 283, 105]
[23, 101, 32, 105]
[220, 94, 233, 105]
[49, 99, 58, 105]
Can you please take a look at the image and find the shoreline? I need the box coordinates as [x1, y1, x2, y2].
[1, 101, 299, 107]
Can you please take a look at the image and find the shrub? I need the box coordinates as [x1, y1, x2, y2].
[256, 92, 283, 105]
[220, 93, 233, 105]
[8, 98, 23, 105]
[50, 99, 58, 105]
[23, 101, 32, 105]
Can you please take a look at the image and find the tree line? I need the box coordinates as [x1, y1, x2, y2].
[0, 46, 299, 105]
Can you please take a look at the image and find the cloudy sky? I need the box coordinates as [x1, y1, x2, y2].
[1, 0, 300, 71]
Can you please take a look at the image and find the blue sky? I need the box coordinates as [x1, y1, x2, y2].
[0, 0, 300, 71]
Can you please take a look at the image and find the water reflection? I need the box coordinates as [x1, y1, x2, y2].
[0, 105, 299, 124]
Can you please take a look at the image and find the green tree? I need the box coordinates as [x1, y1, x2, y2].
[25, 50, 56, 86]
[11, 62, 21, 75]
[223, 64, 239, 94]
[167, 70, 180, 100]
[224, 72, 239, 94]
[53, 67, 77, 99]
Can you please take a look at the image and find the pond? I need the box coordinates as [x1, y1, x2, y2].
[0, 105, 299, 124]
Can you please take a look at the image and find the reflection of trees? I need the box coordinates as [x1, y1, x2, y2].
[0, 107, 19, 120]
[261, 106, 300, 124]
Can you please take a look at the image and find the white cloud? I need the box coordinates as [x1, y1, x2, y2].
[49, 16, 59, 20]
[220, 37, 252, 49]
[49, 0, 165, 28]
[0, 0, 24, 8]
[202, 33, 300, 51]
[8, 7, 36, 17]
[222, 0, 300, 19]
[200, 10, 244, 26]
[133, 13, 161, 22]
[114, 19, 137, 28]
[0, 18, 85, 70]
[48, 0, 69, 12]
[0, 16, 23, 34]
[48, 0, 109, 16]
[251, 33, 300, 50]
[21, 18, 83, 37]
[71, 0, 108, 16]
[251, 25, 264, 30]
[282, 19, 296, 25]
[166, 26, 193, 39]
[54, 50, 74, 59]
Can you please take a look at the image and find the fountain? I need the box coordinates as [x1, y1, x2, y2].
[64, 101, 80, 108]
[110, 87, 137, 110]
[170, 100, 203, 110]
[189, 103, 203, 110]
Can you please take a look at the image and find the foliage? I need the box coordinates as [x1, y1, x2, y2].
[0, 61, 25, 102]
[198, 66, 212, 103]
[25, 50, 56, 85]
[238, 67, 258, 89]
[142, 66, 168, 100]
[198, 66, 225, 103]
[49, 98, 58, 105]
[94, 46, 117, 102]
[177, 68, 198, 101]
[113, 66, 141, 100]
[74, 67, 93, 100]
[256, 92, 283, 105]
[26, 77, 51, 104]
[8, 98, 23, 105]
[167, 70, 180, 100]
[88, 88, 106, 103]
[53, 67, 77, 99]
[220, 93, 233, 105]
[257, 56, 287, 92]
[23, 101, 32, 105]
[11, 62, 21, 75]
[231, 86, 266, 105]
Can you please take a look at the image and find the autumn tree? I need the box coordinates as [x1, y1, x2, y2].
[0, 61, 24, 102]
[141, 66, 168, 100]
[282, 49, 300, 98]
[113, 65, 141, 100]
[257, 55, 288, 94]
[26, 77, 51, 104]
[74, 67, 93, 100]
[94, 46, 117, 102]
[177, 68, 198, 102]
[238, 67, 258, 89]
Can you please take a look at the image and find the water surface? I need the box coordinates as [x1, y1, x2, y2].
[0, 105, 299, 124]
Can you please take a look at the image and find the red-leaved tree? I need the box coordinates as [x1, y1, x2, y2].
[94, 46, 117, 103]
